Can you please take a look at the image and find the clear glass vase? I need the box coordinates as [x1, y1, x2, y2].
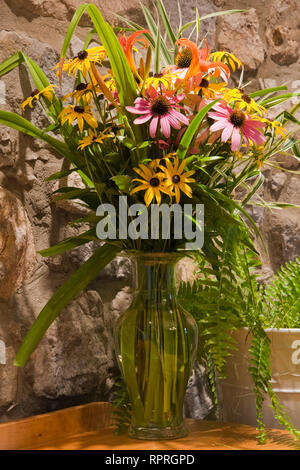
[114, 252, 198, 440]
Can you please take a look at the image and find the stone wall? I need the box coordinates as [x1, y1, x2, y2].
[0, 0, 299, 422]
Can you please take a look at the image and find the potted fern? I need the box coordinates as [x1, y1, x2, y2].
[181, 249, 300, 443]
[218, 257, 300, 432]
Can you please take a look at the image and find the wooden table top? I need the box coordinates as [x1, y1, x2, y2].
[0, 402, 298, 450]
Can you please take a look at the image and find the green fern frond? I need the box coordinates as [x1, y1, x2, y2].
[110, 376, 132, 434]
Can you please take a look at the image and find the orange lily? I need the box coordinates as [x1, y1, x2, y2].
[175, 38, 230, 82]
[118, 30, 150, 77]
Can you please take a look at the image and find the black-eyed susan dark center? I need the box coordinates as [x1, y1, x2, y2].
[76, 83, 88, 91]
[150, 177, 160, 187]
[151, 96, 170, 116]
[172, 175, 181, 184]
[230, 110, 245, 128]
[31, 89, 39, 97]
[176, 47, 193, 68]
[77, 50, 88, 60]
[241, 94, 252, 104]
[74, 106, 85, 114]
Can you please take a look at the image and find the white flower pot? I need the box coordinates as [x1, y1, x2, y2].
[217, 328, 300, 429]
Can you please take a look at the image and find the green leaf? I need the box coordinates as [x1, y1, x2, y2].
[14, 244, 120, 367]
[241, 173, 264, 206]
[46, 168, 81, 182]
[83, 28, 97, 49]
[87, 4, 137, 107]
[60, 3, 90, 58]
[52, 187, 94, 201]
[111, 175, 132, 193]
[177, 20, 195, 38]
[38, 229, 97, 257]
[260, 93, 300, 106]
[114, 14, 155, 48]
[249, 86, 288, 99]
[176, 100, 218, 159]
[198, 9, 249, 22]
[0, 52, 23, 76]
[154, 18, 161, 74]
[0, 110, 74, 160]
[139, 2, 172, 65]
[157, 0, 176, 45]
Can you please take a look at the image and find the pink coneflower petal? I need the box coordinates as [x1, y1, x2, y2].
[167, 113, 182, 129]
[134, 113, 153, 124]
[169, 109, 190, 125]
[160, 116, 171, 138]
[221, 123, 234, 142]
[210, 120, 228, 132]
[231, 127, 241, 151]
[126, 105, 149, 114]
[208, 111, 230, 120]
[150, 115, 159, 138]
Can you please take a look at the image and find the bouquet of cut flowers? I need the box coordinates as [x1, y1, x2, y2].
[1, 0, 300, 440]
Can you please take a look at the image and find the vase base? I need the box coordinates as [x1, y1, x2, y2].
[128, 424, 188, 440]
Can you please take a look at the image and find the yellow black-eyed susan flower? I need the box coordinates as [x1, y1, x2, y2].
[20, 85, 56, 112]
[160, 157, 195, 203]
[53, 47, 106, 79]
[130, 163, 173, 206]
[77, 128, 114, 150]
[58, 105, 97, 131]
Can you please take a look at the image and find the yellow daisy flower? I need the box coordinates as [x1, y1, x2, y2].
[160, 157, 195, 203]
[54, 47, 106, 79]
[148, 153, 176, 170]
[21, 85, 56, 112]
[209, 51, 242, 72]
[221, 88, 267, 116]
[58, 105, 98, 132]
[63, 82, 98, 105]
[130, 164, 173, 206]
[255, 117, 288, 139]
[144, 70, 179, 91]
[77, 128, 114, 150]
[193, 78, 225, 100]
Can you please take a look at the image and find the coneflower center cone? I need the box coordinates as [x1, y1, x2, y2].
[150, 96, 170, 116]
[230, 110, 246, 128]
[176, 47, 193, 68]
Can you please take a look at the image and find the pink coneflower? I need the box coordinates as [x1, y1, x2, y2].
[126, 86, 189, 138]
[208, 103, 266, 151]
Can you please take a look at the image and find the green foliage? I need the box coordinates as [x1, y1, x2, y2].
[179, 235, 300, 443]
[111, 377, 132, 434]
[263, 257, 300, 328]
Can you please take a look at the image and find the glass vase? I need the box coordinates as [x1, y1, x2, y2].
[114, 252, 198, 440]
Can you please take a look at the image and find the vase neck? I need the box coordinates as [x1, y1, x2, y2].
[134, 254, 180, 294]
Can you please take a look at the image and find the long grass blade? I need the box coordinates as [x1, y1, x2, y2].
[139, 1, 172, 65]
[157, 0, 176, 45]
[177, 100, 218, 159]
